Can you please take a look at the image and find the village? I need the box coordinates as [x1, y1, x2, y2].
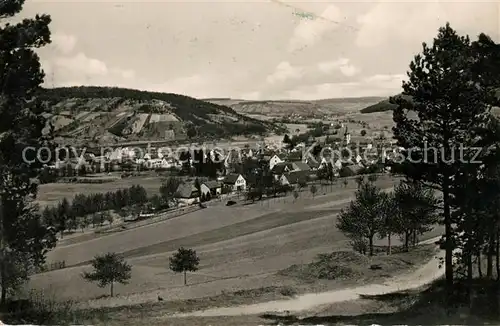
[40, 124, 399, 212]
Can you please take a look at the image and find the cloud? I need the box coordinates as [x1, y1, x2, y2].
[146, 73, 253, 99]
[266, 61, 304, 84]
[42, 53, 135, 88]
[355, 2, 499, 48]
[284, 73, 406, 100]
[50, 33, 77, 55]
[54, 53, 108, 76]
[239, 91, 261, 100]
[362, 73, 406, 90]
[41, 33, 136, 88]
[317, 58, 360, 77]
[260, 58, 361, 98]
[155, 75, 211, 96]
[287, 4, 343, 52]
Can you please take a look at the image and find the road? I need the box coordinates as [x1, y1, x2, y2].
[173, 237, 444, 317]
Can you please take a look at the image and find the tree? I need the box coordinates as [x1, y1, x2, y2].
[0, 1, 57, 304]
[79, 216, 89, 233]
[368, 174, 378, 183]
[194, 178, 201, 197]
[169, 247, 200, 286]
[150, 194, 163, 211]
[309, 184, 317, 198]
[82, 252, 132, 297]
[337, 182, 384, 256]
[297, 179, 307, 191]
[360, 130, 367, 136]
[186, 125, 197, 140]
[391, 23, 495, 291]
[293, 190, 299, 202]
[355, 175, 365, 187]
[282, 134, 293, 149]
[159, 177, 181, 205]
[377, 192, 399, 255]
[393, 181, 438, 251]
[247, 188, 263, 203]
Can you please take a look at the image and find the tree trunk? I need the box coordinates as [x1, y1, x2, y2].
[404, 231, 410, 252]
[443, 181, 454, 290]
[0, 283, 5, 306]
[496, 229, 500, 281]
[488, 233, 494, 279]
[478, 251, 483, 278]
[467, 248, 473, 307]
[387, 233, 392, 255]
[184, 270, 187, 285]
[0, 196, 6, 306]
[110, 282, 114, 297]
[369, 235, 374, 256]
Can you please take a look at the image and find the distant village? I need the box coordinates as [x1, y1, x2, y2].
[40, 123, 401, 208]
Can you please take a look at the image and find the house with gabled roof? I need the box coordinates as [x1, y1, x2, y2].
[292, 161, 311, 172]
[340, 164, 363, 177]
[201, 180, 222, 198]
[175, 182, 200, 205]
[269, 154, 285, 170]
[223, 174, 246, 192]
[271, 162, 294, 175]
[280, 170, 309, 186]
[306, 158, 321, 170]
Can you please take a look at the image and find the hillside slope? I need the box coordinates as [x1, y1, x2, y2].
[360, 94, 412, 114]
[39, 87, 281, 145]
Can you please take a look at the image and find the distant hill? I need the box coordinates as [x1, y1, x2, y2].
[360, 90, 500, 114]
[39, 86, 282, 146]
[360, 95, 413, 114]
[206, 97, 386, 117]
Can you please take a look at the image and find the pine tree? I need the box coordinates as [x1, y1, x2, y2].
[391, 23, 493, 293]
[0, 0, 56, 304]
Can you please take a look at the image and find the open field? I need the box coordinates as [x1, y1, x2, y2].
[28, 175, 444, 311]
[58, 244, 438, 325]
[36, 175, 164, 207]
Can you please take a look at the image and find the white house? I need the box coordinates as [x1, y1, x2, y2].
[223, 174, 246, 192]
[269, 154, 284, 170]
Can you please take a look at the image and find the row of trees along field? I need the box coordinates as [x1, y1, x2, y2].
[82, 247, 200, 297]
[40, 176, 184, 238]
[40, 185, 149, 237]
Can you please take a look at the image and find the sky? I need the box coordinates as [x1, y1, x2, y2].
[23, 0, 500, 100]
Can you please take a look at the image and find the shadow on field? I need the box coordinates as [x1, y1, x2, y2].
[259, 279, 500, 325]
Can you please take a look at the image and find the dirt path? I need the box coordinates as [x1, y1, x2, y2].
[173, 237, 444, 317]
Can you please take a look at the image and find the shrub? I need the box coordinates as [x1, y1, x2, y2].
[279, 286, 298, 297]
[0, 290, 82, 325]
